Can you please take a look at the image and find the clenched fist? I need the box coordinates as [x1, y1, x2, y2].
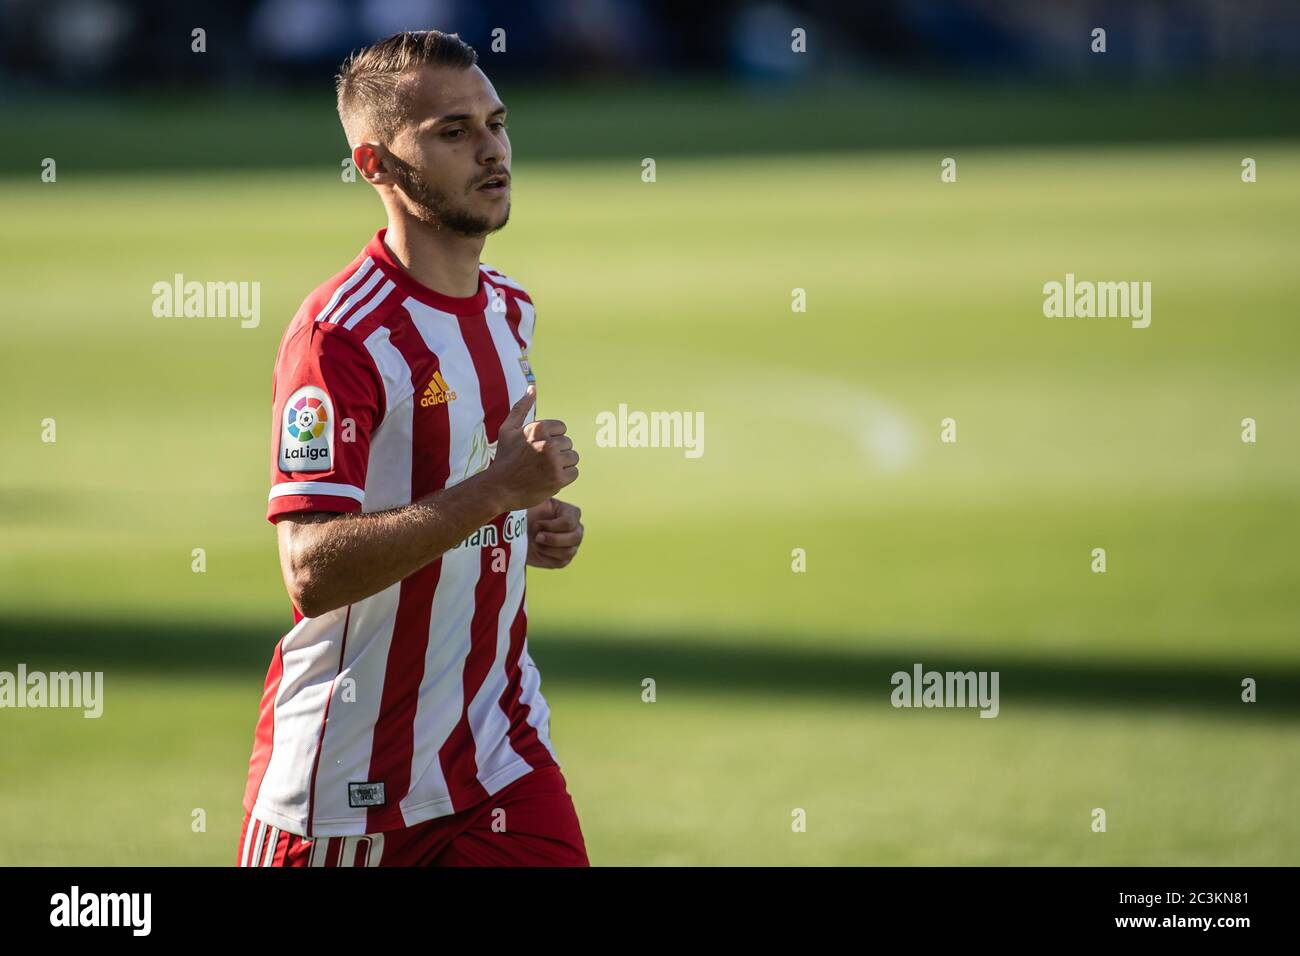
[484, 385, 579, 512]
[527, 497, 584, 569]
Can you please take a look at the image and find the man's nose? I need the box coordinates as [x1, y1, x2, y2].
[476, 129, 503, 166]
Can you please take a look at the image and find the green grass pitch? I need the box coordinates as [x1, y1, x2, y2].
[1, 135, 1297, 865]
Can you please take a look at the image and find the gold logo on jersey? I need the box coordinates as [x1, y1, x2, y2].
[420, 370, 457, 407]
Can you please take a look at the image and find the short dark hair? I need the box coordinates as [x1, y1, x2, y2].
[335, 31, 478, 144]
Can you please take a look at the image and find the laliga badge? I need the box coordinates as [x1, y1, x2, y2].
[279, 385, 333, 473]
[518, 351, 536, 384]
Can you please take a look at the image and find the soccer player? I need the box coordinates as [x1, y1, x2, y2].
[236, 31, 588, 867]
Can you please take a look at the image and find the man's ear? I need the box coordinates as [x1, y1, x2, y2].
[352, 143, 394, 185]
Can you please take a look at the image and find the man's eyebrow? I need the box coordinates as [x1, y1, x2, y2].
[435, 105, 508, 124]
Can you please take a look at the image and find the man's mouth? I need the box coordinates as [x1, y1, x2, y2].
[476, 175, 509, 193]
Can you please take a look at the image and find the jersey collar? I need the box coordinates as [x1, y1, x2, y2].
[366, 228, 490, 316]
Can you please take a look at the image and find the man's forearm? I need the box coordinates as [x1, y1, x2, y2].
[286, 471, 508, 617]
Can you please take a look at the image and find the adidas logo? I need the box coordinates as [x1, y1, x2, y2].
[420, 370, 458, 407]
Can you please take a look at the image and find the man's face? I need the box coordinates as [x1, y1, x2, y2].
[384, 65, 511, 237]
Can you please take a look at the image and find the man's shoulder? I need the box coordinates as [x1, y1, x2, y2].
[298, 250, 403, 332]
[279, 251, 401, 357]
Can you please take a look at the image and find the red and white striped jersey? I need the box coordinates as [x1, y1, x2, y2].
[242, 228, 558, 838]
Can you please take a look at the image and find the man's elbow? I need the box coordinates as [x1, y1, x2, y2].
[277, 513, 349, 618]
[282, 567, 314, 621]
[280, 546, 329, 618]
[290, 572, 327, 619]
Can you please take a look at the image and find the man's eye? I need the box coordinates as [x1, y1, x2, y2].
[490, 121, 507, 131]
[443, 129, 465, 139]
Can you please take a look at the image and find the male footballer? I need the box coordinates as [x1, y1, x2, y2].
[236, 30, 588, 866]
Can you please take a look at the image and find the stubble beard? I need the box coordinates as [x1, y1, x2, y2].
[388, 154, 510, 238]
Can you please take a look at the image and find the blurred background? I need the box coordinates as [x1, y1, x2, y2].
[1, 0, 1298, 865]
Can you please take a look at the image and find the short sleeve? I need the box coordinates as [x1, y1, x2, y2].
[267, 321, 385, 523]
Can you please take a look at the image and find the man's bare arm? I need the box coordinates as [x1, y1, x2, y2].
[278, 469, 507, 617]
[277, 385, 578, 618]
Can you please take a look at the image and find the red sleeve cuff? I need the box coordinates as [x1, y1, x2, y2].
[267, 494, 364, 523]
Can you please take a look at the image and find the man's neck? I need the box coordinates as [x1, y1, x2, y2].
[382, 215, 486, 298]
